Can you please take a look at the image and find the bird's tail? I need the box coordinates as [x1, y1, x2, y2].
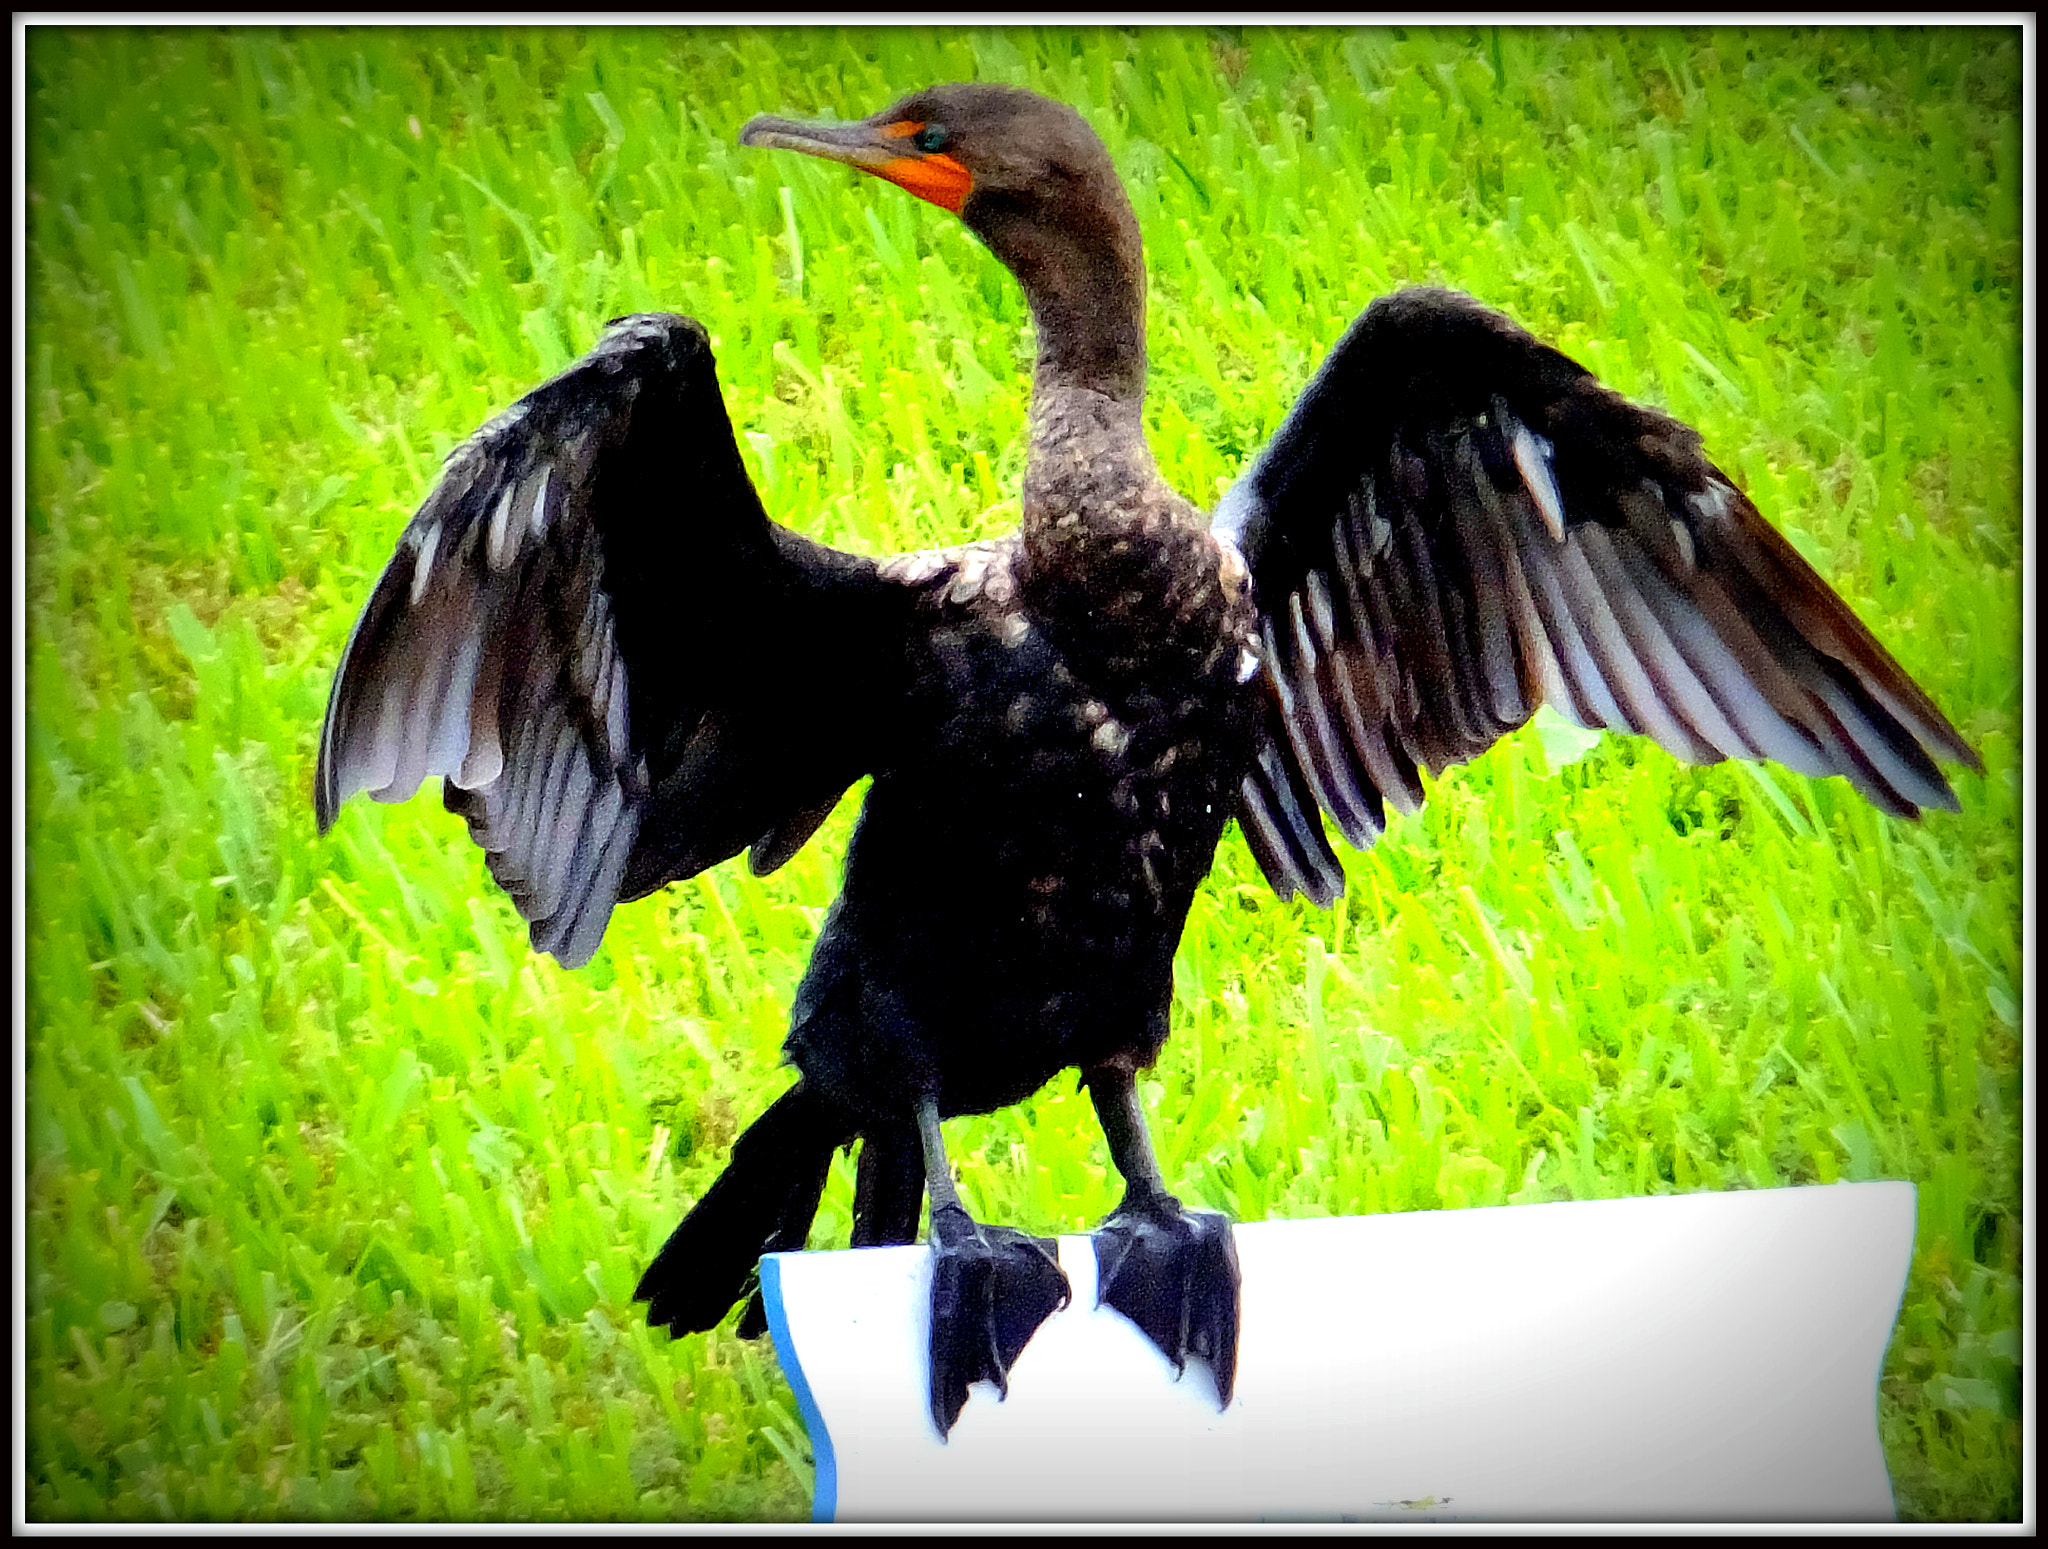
[636, 1081, 856, 1339]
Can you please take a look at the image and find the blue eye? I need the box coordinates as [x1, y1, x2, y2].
[914, 124, 950, 154]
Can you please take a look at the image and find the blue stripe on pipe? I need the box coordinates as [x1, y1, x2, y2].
[759, 1253, 837, 1523]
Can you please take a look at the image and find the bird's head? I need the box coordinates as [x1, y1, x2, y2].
[739, 82, 1114, 225]
[740, 83, 1145, 398]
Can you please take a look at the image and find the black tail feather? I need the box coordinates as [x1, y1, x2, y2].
[636, 1082, 855, 1338]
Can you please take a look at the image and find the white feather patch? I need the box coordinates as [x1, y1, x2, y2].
[1513, 426, 1566, 542]
[526, 465, 553, 537]
[1670, 519, 1697, 572]
[409, 520, 442, 605]
[487, 483, 520, 571]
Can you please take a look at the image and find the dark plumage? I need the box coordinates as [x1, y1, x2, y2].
[315, 83, 1978, 1436]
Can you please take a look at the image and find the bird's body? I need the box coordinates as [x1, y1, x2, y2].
[315, 83, 1978, 1436]
[795, 527, 1257, 1122]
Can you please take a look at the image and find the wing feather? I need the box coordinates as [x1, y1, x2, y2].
[1215, 287, 1978, 903]
[317, 314, 917, 967]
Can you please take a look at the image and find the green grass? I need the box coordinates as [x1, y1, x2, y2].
[23, 23, 2021, 1523]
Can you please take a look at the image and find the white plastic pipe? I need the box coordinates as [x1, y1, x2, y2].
[760, 1182, 1915, 1524]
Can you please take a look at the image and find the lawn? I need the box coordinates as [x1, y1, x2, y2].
[22, 23, 2023, 1522]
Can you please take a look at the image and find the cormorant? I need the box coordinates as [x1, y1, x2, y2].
[314, 83, 1979, 1437]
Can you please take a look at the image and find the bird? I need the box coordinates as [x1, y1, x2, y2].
[313, 82, 1979, 1438]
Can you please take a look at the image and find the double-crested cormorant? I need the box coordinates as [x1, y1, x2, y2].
[315, 84, 1978, 1436]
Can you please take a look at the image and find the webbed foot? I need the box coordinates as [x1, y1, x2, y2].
[1092, 1186, 1241, 1406]
[927, 1202, 1071, 1436]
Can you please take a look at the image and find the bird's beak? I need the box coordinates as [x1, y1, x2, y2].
[739, 111, 973, 215]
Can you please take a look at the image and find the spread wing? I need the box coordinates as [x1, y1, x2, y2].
[1215, 287, 1980, 905]
[315, 313, 914, 967]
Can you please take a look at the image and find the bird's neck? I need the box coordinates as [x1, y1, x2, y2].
[976, 187, 1167, 542]
[975, 187, 1148, 405]
[976, 182, 1226, 683]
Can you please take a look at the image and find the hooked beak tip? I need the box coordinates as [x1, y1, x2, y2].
[736, 114, 783, 150]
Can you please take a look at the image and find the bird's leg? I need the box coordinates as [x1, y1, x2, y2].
[916, 1098, 1070, 1437]
[1087, 1064, 1241, 1407]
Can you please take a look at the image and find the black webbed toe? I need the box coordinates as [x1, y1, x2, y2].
[1092, 1187, 1241, 1407]
[927, 1203, 1071, 1436]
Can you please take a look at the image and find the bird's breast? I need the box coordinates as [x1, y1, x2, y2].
[885, 576, 1262, 952]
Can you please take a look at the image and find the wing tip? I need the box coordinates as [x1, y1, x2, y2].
[1236, 750, 1348, 908]
[1301, 868, 1345, 911]
[1927, 718, 1984, 779]
[313, 763, 340, 835]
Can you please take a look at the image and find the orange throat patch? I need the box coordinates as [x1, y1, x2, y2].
[876, 151, 973, 214]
